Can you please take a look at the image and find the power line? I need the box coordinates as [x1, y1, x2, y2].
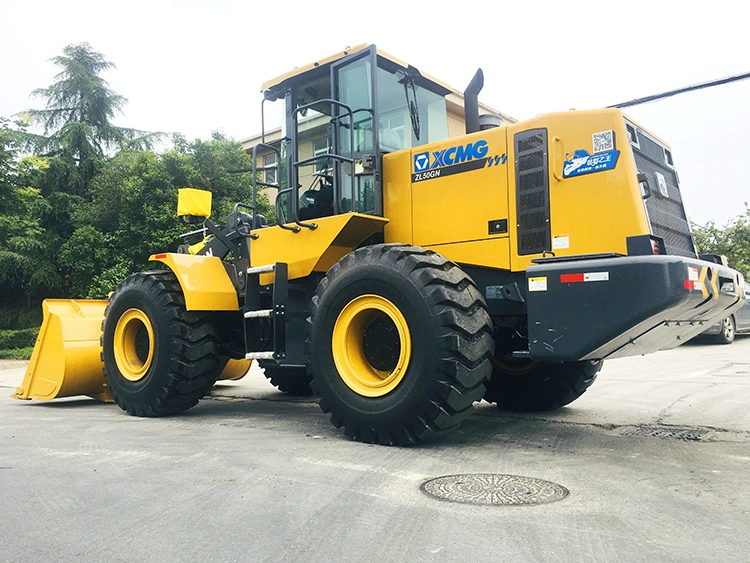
[609, 71, 750, 109]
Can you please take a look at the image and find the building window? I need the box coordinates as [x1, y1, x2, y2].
[264, 153, 277, 184]
[313, 137, 331, 173]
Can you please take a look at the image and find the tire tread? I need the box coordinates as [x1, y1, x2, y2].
[102, 271, 220, 417]
[308, 244, 494, 445]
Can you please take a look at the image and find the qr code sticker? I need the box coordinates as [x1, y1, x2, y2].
[592, 130, 614, 153]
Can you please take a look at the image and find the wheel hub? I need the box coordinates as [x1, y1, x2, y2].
[113, 308, 155, 382]
[362, 316, 401, 372]
[332, 295, 412, 397]
[723, 318, 734, 338]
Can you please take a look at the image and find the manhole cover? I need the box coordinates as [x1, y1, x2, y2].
[621, 426, 709, 441]
[421, 474, 568, 506]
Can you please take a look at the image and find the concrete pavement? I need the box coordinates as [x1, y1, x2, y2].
[1, 337, 748, 562]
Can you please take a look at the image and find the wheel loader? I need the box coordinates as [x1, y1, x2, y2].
[14, 44, 746, 445]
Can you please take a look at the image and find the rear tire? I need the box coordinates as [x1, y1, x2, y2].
[484, 356, 602, 412]
[101, 271, 221, 417]
[713, 316, 736, 345]
[262, 365, 314, 397]
[308, 244, 494, 445]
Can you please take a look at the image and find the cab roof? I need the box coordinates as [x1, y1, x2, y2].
[260, 43, 455, 96]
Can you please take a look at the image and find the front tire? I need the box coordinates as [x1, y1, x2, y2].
[101, 271, 221, 416]
[484, 356, 602, 412]
[308, 244, 494, 445]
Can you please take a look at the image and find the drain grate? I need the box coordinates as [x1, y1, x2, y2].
[421, 474, 568, 506]
[621, 426, 709, 441]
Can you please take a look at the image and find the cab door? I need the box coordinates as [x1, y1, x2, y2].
[331, 46, 381, 216]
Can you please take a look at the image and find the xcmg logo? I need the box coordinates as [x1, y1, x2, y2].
[414, 140, 489, 172]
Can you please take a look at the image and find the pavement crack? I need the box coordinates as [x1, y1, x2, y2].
[475, 410, 750, 442]
[654, 383, 719, 425]
[203, 393, 318, 405]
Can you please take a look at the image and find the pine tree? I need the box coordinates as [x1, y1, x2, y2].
[26, 43, 160, 196]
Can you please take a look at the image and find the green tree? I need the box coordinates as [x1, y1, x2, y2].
[693, 203, 750, 277]
[0, 117, 23, 214]
[0, 119, 61, 327]
[2, 42, 273, 313]
[67, 133, 273, 298]
[0, 43, 168, 314]
[25, 43, 160, 197]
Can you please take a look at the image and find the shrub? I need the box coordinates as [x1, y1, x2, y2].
[0, 327, 39, 349]
[0, 347, 34, 360]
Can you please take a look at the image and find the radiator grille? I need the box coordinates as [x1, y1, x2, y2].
[628, 122, 696, 258]
[515, 129, 550, 255]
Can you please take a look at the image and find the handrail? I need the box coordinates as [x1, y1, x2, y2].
[292, 99, 356, 225]
[295, 153, 353, 168]
[274, 188, 300, 232]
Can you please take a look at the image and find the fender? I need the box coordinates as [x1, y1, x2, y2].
[149, 252, 239, 311]
[249, 212, 389, 285]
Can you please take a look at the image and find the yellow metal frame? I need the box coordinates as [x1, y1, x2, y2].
[250, 213, 388, 285]
[383, 107, 656, 273]
[151, 215, 386, 307]
[383, 128, 512, 270]
[149, 253, 239, 311]
[507, 108, 651, 271]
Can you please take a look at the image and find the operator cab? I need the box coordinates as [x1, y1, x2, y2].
[258, 44, 452, 225]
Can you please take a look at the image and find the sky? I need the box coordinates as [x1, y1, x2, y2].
[1, 0, 747, 226]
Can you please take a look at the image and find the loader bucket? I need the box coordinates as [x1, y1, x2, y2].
[217, 359, 252, 381]
[12, 299, 113, 403]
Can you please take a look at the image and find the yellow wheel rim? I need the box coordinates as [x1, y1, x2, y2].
[332, 295, 412, 397]
[113, 308, 155, 382]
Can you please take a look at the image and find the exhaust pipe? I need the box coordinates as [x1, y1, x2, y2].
[465, 68, 484, 134]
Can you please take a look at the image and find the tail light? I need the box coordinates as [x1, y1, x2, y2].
[626, 234, 666, 256]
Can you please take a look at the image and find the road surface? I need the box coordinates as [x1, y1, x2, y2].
[1, 337, 748, 562]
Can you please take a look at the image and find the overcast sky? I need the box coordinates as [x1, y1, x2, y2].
[2, 0, 747, 226]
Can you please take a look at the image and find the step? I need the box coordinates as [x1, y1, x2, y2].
[244, 309, 273, 319]
[245, 351, 275, 360]
[246, 264, 276, 275]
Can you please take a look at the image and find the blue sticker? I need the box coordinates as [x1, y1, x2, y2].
[563, 149, 620, 178]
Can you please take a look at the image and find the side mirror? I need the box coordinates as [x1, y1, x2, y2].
[177, 188, 212, 223]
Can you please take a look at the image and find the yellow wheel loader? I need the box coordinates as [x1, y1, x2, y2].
[14, 44, 746, 445]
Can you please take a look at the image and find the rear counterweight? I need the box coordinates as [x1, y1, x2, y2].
[526, 255, 745, 361]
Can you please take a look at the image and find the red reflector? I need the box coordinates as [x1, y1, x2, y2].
[651, 239, 661, 255]
[561, 273, 585, 283]
[153, 253, 167, 259]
